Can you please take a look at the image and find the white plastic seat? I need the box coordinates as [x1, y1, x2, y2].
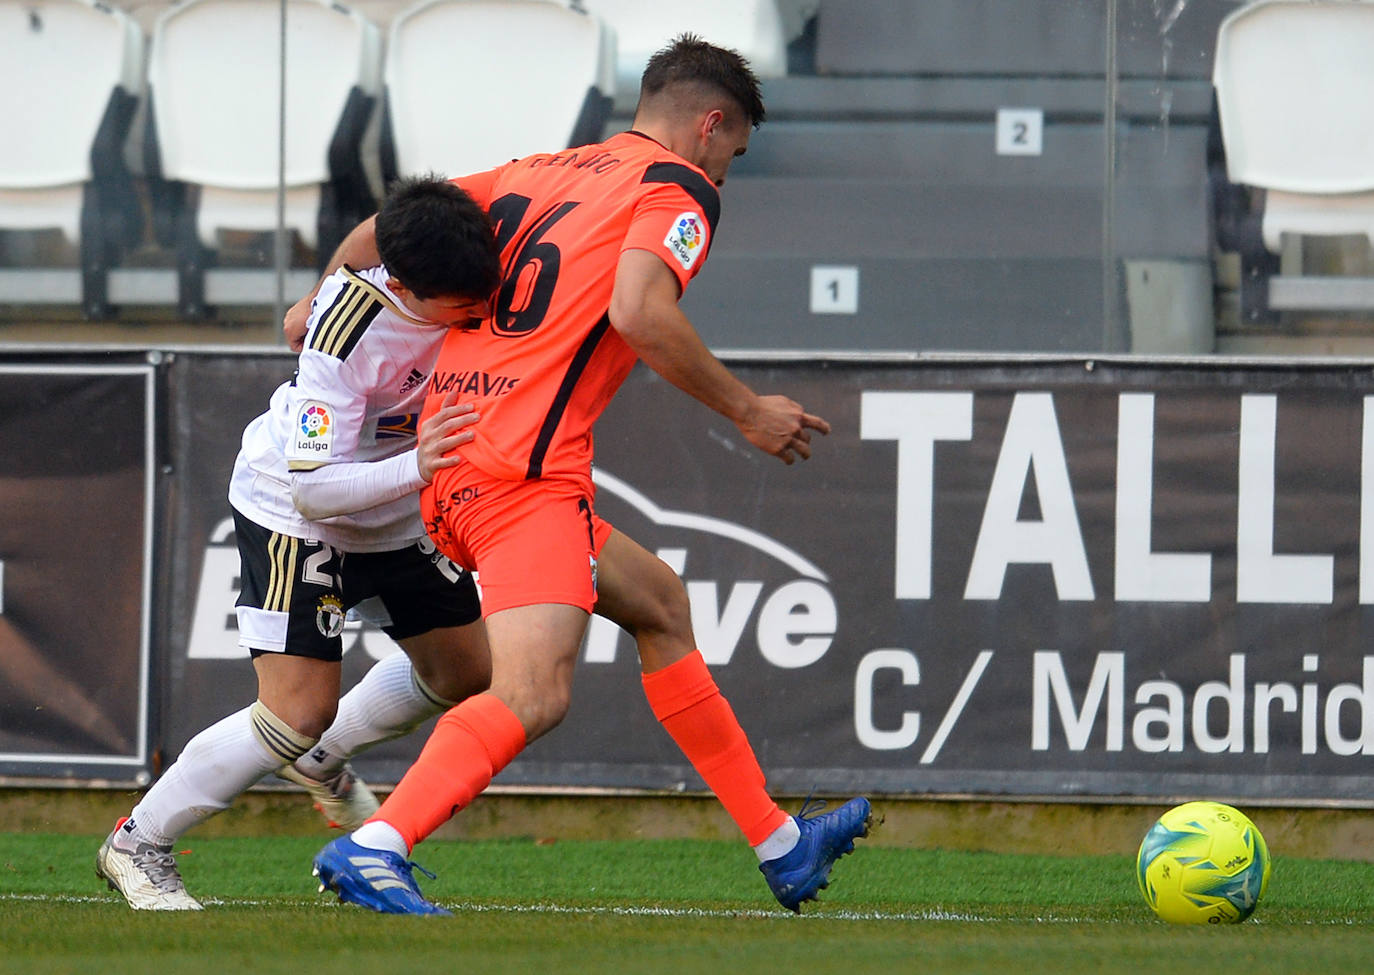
[1212, 0, 1374, 317]
[1214, 0, 1374, 252]
[0, 0, 142, 240]
[382, 0, 615, 180]
[580, 0, 787, 107]
[0, 0, 143, 315]
[147, 0, 380, 316]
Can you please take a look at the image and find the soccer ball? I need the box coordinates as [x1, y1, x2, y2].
[1136, 801, 1271, 924]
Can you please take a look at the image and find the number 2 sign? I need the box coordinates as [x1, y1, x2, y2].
[995, 107, 1044, 156]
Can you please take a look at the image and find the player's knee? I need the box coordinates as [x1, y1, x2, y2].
[252, 654, 339, 742]
[249, 699, 327, 763]
[264, 699, 336, 742]
[291, 706, 336, 742]
[499, 683, 573, 742]
[417, 661, 491, 706]
[529, 686, 573, 739]
[641, 563, 692, 639]
[661, 581, 693, 635]
[406, 625, 494, 705]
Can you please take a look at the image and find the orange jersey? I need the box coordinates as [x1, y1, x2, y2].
[422, 131, 720, 486]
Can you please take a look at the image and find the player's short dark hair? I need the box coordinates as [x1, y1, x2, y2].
[639, 33, 766, 128]
[375, 175, 501, 301]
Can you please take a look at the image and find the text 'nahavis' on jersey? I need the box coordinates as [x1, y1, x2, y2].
[429, 370, 520, 397]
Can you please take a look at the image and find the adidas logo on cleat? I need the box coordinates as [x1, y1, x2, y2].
[350, 855, 416, 893]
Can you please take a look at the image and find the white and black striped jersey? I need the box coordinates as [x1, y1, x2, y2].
[228, 265, 448, 552]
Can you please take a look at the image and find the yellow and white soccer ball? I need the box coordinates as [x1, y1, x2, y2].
[1136, 801, 1271, 924]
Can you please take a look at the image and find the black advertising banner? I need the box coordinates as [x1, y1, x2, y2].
[520, 358, 1374, 802]
[165, 353, 1374, 802]
[9, 349, 1374, 802]
[0, 363, 154, 779]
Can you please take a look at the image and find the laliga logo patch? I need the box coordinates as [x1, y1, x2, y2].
[315, 594, 345, 638]
[294, 401, 334, 456]
[300, 403, 331, 438]
[664, 211, 705, 270]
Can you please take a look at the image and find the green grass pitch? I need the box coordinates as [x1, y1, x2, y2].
[3, 832, 1374, 974]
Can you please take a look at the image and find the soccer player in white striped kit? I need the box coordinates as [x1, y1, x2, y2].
[96, 177, 500, 910]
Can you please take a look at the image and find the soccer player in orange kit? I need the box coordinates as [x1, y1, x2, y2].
[295, 34, 873, 915]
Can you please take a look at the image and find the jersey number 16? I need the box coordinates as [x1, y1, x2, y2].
[487, 193, 580, 338]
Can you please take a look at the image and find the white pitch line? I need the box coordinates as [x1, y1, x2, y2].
[0, 892, 1079, 923]
[440, 900, 1027, 923]
[15, 893, 1359, 927]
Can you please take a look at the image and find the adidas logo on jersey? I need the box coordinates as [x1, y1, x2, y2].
[399, 369, 426, 394]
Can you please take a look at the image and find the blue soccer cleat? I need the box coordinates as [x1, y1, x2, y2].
[312, 835, 452, 916]
[759, 796, 873, 913]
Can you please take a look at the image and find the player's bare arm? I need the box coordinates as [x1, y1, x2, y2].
[283, 215, 382, 351]
[609, 248, 830, 464]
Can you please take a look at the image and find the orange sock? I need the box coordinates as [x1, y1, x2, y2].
[641, 650, 789, 846]
[368, 693, 526, 851]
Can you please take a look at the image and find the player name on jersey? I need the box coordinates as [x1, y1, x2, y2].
[429, 369, 520, 398]
[527, 148, 623, 174]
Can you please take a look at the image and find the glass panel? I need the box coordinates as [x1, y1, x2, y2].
[715, 0, 1116, 354]
[1108, 0, 1229, 356]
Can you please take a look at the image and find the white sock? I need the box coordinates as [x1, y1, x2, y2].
[753, 817, 801, 863]
[125, 703, 314, 845]
[127, 703, 312, 846]
[293, 653, 449, 781]
[350, 820, 409, 858]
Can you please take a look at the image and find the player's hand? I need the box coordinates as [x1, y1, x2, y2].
[417, 389, 480, 481]
[738, 394, 830, 465]
[283, 295, 313, 352]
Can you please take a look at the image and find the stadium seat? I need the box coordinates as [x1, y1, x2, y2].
[145, 0, 381, 318]
[0, 0, 144, 318]
[379, 0, 615, 183]
[1211, 0, 1374, 321]
[579, 0, 788, 109]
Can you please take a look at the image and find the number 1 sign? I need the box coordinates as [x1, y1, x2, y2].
[810, 265, 860, 315]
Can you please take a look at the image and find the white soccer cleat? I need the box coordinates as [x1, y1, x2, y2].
[277, 762, 380, 831]
[96, 822, 203, 911]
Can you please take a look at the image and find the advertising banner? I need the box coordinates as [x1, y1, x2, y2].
[164, 353, 1374, 802]
[0, 363, 154, 780]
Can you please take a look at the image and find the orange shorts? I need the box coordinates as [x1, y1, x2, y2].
[421, 464, 613, 616]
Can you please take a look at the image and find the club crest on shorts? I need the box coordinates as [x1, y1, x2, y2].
[315, 594, 345, 638]
[664, 211, 705, 270]
[295, 401, 335, 457]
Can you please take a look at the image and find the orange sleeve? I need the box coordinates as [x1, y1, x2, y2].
[622, 181, 716, 293]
